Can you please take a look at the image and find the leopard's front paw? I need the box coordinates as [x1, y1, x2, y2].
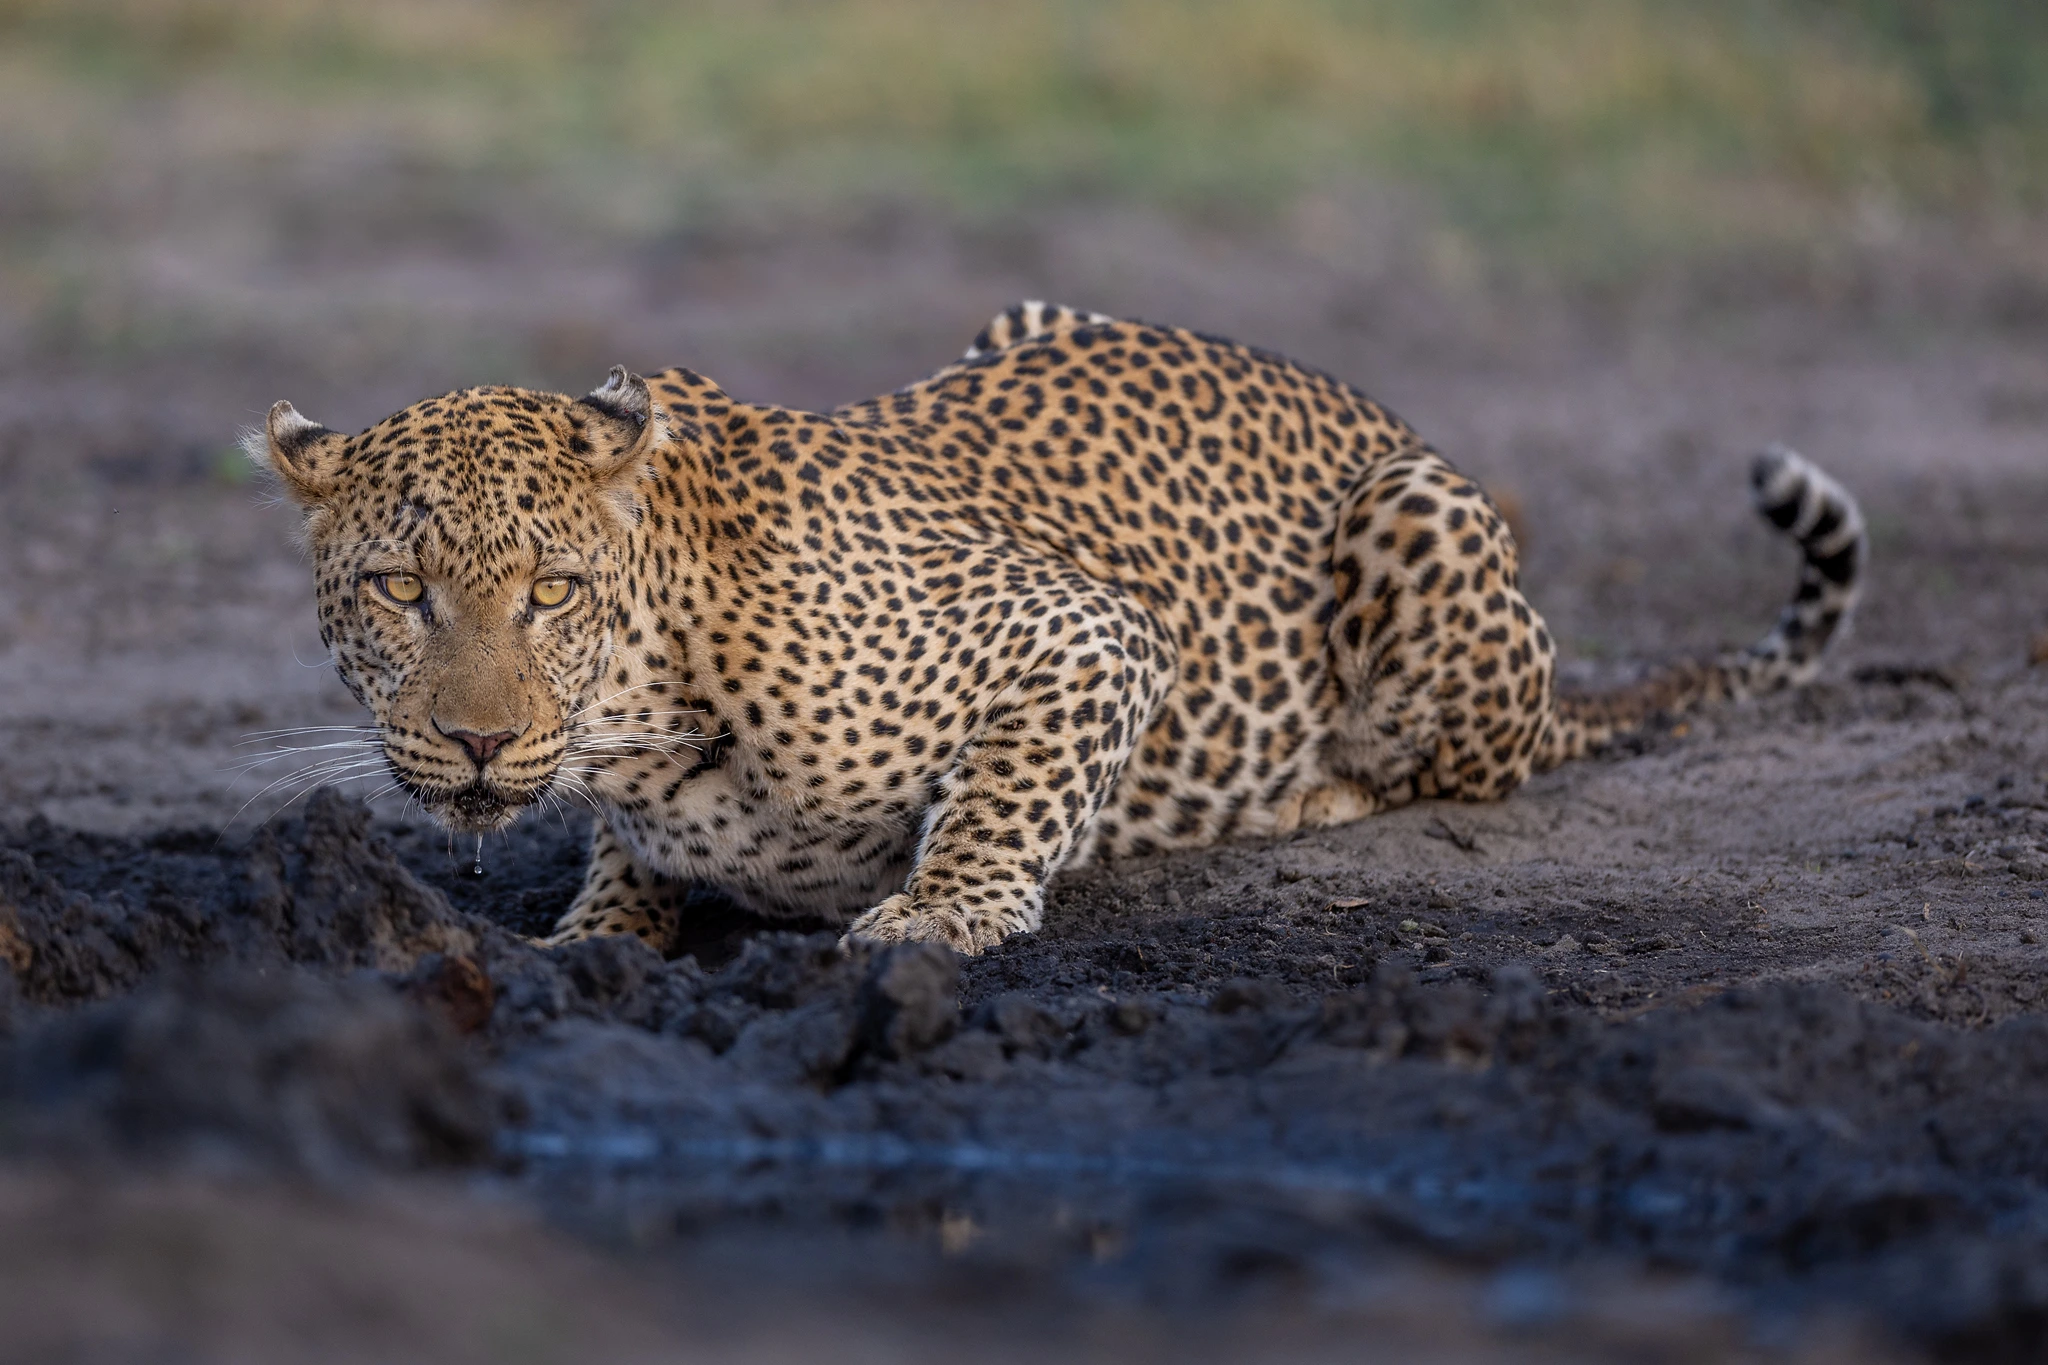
[842, 894, 977, 954]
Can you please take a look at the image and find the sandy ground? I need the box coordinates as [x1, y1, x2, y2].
[3, 200, 2048, 1360]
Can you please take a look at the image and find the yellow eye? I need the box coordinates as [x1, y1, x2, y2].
[532, 577, 574, 609]
[377, 573, 424, 604]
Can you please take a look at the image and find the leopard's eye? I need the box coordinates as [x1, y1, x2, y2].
[376, 573, 424, 605]
[532, 577, 574, 609]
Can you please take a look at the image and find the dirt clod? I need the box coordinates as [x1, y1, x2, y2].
[403, 954, 497, 1036]
[857, 942, 961, 1060]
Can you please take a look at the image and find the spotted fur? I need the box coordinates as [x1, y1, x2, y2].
[255, 306, 1865, 954]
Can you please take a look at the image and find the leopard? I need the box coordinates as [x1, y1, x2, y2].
[250, 301, 1865, 955]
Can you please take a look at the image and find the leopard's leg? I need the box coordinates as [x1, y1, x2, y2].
[843, 580, 1176, 954]
[539, 820, 688, 952]
[1322, 441, 1558, 804]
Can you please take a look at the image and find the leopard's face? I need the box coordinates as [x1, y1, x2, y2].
[252, 370, 656, 833]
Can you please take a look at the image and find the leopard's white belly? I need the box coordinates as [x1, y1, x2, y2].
[583, 746, 919, 922]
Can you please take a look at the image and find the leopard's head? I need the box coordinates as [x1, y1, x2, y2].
[251, 369, 658, 832]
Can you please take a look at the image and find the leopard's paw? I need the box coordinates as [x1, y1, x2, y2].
[842, 894, 976, 954]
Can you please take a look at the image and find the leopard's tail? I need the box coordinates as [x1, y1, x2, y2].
[961, 300, 1112, 361]
[1537, 446, 1865, 767]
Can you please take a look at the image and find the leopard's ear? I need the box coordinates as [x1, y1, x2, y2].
[244, 400, 346, 503]
[572, 365, 661, 482]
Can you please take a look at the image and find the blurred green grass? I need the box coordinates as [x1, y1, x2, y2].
[2, 0, 2044, 277]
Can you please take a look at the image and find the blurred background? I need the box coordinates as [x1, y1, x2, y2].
[0, 0, 2044, 829]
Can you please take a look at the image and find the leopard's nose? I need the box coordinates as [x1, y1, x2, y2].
[433, 719, 525, 768]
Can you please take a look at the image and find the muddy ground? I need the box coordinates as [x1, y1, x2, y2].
[3, 194, 2048, 1361]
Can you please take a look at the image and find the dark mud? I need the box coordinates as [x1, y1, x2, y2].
[4, 789, 2047, 1360]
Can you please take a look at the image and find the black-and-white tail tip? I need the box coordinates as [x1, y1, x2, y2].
[1741, 444, 1866, 687]
[1541, 446, 1866, 763]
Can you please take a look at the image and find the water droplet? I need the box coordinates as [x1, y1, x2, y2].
[470, 836, 486, 878]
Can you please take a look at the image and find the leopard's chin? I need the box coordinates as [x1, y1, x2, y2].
[416, 778, 533, 834]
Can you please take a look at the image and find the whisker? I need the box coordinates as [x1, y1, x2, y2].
[565, 728, 715, 749]
[566, 681, 703, 721]
[252, 775, 364, 829]
[562, 750, 703, 764]
[236, 724, 379, 744]
[233, 736, 382, 755]
[549, 769, 603, 811]
[562, 744, 705, 761]
[535, 788, 581, 834]
[228, 740, 384, 774]
[218, 756, 391, 836]
[571, 724, 711, 739]
[232, 755, 387, 797]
